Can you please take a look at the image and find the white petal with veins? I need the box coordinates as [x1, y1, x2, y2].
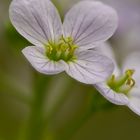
[95, 83, 129, 105]
[9, 0, 62, 46]
[94, 43, 120, 76]
[63, 1, 118, 51]
[66, 50, 114, 84]
[22, 46, 66, 75]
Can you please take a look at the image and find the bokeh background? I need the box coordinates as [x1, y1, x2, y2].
[0, 0, 140, 140]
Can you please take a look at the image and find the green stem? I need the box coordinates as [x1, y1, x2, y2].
[42, 78, 76, 139]
[47, 80, 74, 120]
[26, 72, 52, 140]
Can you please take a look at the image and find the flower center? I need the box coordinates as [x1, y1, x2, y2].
[45, 36, 78, 62]
[107, 69, 135, 95]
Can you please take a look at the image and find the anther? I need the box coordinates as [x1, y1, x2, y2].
[126, 78, 135, 87]
[125, 69, 135, 77]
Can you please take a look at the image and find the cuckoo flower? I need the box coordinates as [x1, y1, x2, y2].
[9, 0, 118, 84]
[95, 45, 140, 116]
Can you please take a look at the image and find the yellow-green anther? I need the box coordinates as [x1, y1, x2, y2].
[125, 69, 135, 77]
[126, 78, 135, 87]
[45, 36, 78, 62]
[114, 69, 134, 88]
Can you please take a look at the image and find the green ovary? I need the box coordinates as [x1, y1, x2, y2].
[45, 36, 78, 62]
[107, 69, 135, 95]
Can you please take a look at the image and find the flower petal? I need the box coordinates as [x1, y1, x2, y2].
[123, 52, 140, 84]
[128, 87, 140, 116]
[65, 50, 114, 84]
[22, 46, 66, 74]
[63, 1, 118, 50]
[94, 42, 120, 76]
[95, 83, 129, 105]
[9, 0, 62, 46]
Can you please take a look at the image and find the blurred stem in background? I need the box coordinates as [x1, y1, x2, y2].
[46, 79, 75, 122]
[42, 78, 78, 139]
[25, 72, 52, 140]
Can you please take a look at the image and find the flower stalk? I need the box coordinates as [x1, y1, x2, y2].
[25, 73, 52, 140]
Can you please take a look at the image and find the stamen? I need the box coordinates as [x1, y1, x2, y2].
[107, 69, 136, 95]
[107, 74, 115, 88]
[45, 36, 78, 62]
[126, 78, 135, 87]
[125, 69, 135, 77]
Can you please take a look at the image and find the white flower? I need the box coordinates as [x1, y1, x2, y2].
[95, 44, 140, 116]
[9, 0, 118, 84]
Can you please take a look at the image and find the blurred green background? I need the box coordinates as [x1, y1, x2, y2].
[0, 0, 140, 140]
